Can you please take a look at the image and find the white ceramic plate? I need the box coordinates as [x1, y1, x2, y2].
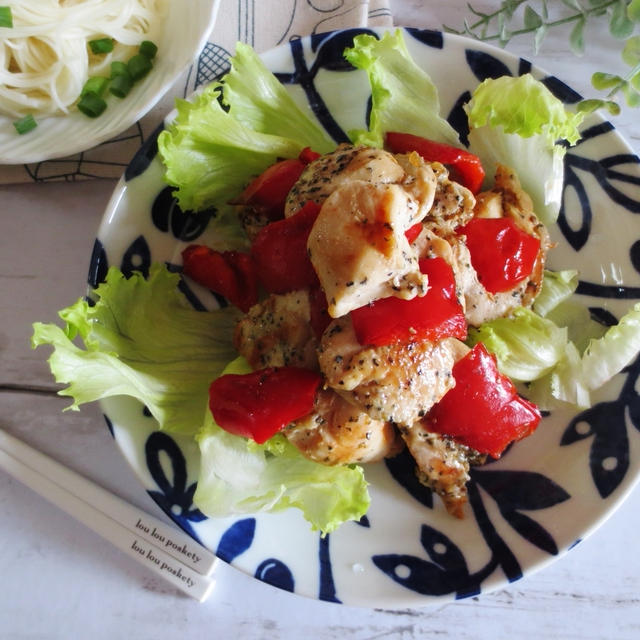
[0, 0, 220, 164]
[91, 27, 640, 607]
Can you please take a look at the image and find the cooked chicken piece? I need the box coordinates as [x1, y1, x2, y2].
[449, 164, 552, 326]
[491, 164, 552, 307]
[449, 238, 530, 326]
[233, 290, 318, 370]
[308, 181, 428, 318]
[284, 388, 403, 465]
[392, 152, 439, 219]
[422, 162, 476, 233]
[285, 144, 406, 217]
[235, 205, 270, 242]
[399, 424, 484, 518]
[318, 315, 469, 426]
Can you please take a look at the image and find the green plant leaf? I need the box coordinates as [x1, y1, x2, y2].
[524, 4, 543, 29]
[623, 81, 640, 106]
[591, 71, 624, 90]
[534, 24, 548, 53]
[627, 0, 640, 21]
[622, 35, 640, 66]
[610, 0, 635, 38]
[576, 98, 605, 113]
[498, 12, 511, 47]
[503, 0, 521, 20]
[561, 0, 584, 10]
[631, 70, 640, 91]
[577, 98, 621, 115]
[569, 16, 586, 55]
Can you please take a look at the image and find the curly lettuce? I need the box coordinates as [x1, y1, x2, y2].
[344, 29, 460, 148]
[158, 43, 335, 214]
[32, 264, 240, 435]
[32, 267, 369, 533]
[466, 73, 584, 224]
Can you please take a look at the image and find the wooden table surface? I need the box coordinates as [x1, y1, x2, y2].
[1, 2, 639, 638]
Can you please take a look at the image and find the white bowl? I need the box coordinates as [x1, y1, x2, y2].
[0, 0, 221, 164]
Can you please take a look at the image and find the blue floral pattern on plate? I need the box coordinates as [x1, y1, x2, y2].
[90, 28, 640, 607]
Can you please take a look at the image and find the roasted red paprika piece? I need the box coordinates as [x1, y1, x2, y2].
[298, 147, 321, 164]
[208, 367, 322, 444]
[350, 256, 467, 346]
[182, 245, 258, 313]
[424, 343, 541, 458]
[404, 222, 423, 244]
[457, 217, 541, 294]
[251, 200, 322, 294]
[238, 147, 320, 220]
[385, 131, 485, 194]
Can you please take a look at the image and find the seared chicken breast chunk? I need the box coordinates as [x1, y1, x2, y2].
[285, 144, 406, 217]
[234, 290, 318, 371]
[317, 315, 469, 426]
[308, 181, 429, 318]
[284, 388, 402, 465]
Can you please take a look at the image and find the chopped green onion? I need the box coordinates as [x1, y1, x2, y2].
[77, 92, 107, 118]
[81, 76, 109, 97]
[110, 60, 130, 79]
[89, 38, 114, 54]
[0, 6, 12, 28]
[139, 40, 158, 59]
[13, 114, 37, 135]
[127, 54, 152, 81]
[109, 73, 133, 98]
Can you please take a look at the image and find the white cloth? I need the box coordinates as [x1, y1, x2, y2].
[1, 0, 392, 184]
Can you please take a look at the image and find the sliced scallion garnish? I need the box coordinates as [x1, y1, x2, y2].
[13, 114, 37, 134]
[0, 6, 12, 28]
[128, 54, 152, 81]
[109, 73, 133, 98]
[81, 76, 109, 97]
[110, 60, 130, 79]
[77, 92, 107, 118]
[139, 40, 158, 59]
[89, 38, 114, 54]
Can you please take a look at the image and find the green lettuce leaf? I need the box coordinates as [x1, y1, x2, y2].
[533, 269, 579, 317]
[466, 74, 584, 224]
[528, 302, 640, 409]
[32, 264, 240, 435]
[467, 307, 567, 381]
[527, 341, 591, 409]
[158, 42, 337, 213]
[222, 42, 334, 153]
[580, 302, 640, 390]
[158, 83, 304, 213]
[194, 357, 370, 534]
[344, 30, 460, 148]
[545, 299, 608, 354]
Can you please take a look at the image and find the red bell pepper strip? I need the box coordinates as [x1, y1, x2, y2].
[404, 222, 423, 244]
[424, 343, 541, 458]
[181, 245, 258, 313]
[208, 367, 322, 444]
[457, 217, 541, 294]
[239, 147, 320, 220]
[251, 200, 321, 294]
[385, 132, 485, 194]
[298, 147, 321, 164]
[350, 256, 467, 346]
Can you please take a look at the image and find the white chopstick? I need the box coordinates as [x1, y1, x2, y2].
[0, 428, 216, 602]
